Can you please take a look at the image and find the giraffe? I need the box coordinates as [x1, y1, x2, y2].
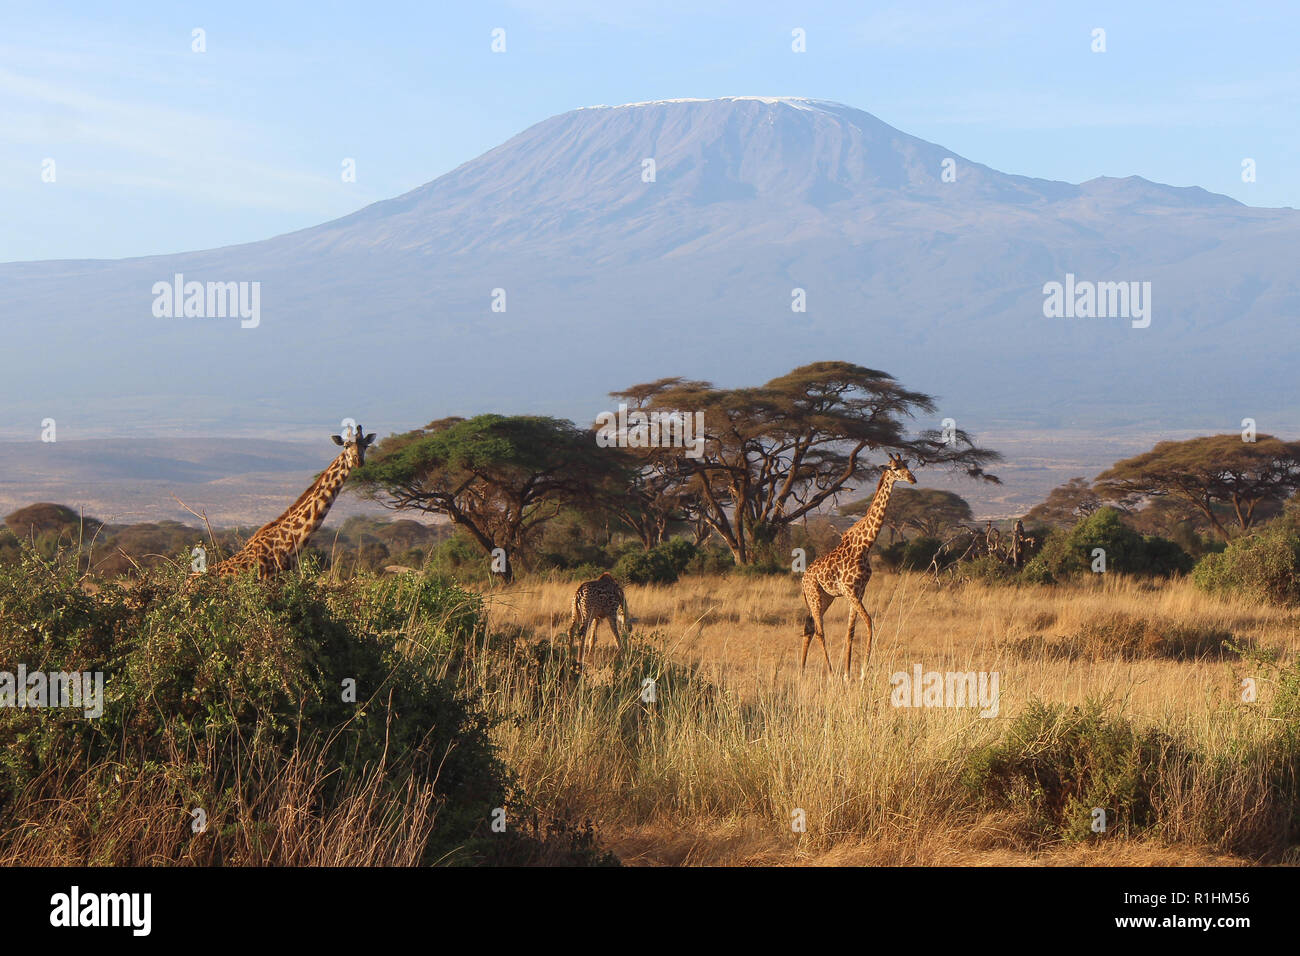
[209, 424, 376, 580]
[800, 453, 916, 675]
[567, 572, 629, 666]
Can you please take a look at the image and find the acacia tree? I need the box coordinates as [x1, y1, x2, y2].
[1094, 434, 1300, 540]
[842, 487, 974, 541]
[615, 362, 1000, 565]
[350, 415, 632, 581]
[1023, 477, 1105, 529]
[603, 379, 727, 549]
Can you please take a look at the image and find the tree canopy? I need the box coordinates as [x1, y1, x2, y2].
[350, 415, 633, 581]
[1094, 434, 1300, 540]
[618, 362, 1000, 564]
[1023, 477, 1104, 529]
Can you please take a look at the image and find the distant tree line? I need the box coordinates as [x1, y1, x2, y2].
[0, 503, 449, 578]
[8, 395, 1297, 604]
[349, 361, 1001, 581]
[883, 433, 1300, 599]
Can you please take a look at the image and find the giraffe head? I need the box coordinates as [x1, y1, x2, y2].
[331, 423, 377, 468]
[885, 452, 917, 485]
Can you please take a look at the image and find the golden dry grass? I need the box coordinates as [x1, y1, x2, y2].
[477, 571, 1300, 866]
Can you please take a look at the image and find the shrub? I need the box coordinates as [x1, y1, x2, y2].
[1192, 523, 1300, 604]
[610, 538, 700, 585]
[877, 540, 906, 571]
[1020, 553, 1055, 585]
[657, 538, 698, 575]
[427, 532, 494, 582]
[1006, 612, 1237, 661]
[959, 553, 1019, 585]
[901, 536, 952, 572]
[733, 560, 789, 576]
[961, 699, 1182, 843]
[613, 547, 679, 584]
[567, 562, 611, 582]
[0, 550, 512, 864]
[684, 545, 736, 576]
[1028, 507, 1192, 582]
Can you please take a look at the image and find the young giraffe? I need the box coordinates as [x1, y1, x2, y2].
[800, 453, 917, 675]
[567, 572, 630, 666]
[210, 424, 376, 580]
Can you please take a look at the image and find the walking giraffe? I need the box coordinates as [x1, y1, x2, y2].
[567, 572, 629, 666]
[210, 423, 376, 580]
[800, 453, 916, 675]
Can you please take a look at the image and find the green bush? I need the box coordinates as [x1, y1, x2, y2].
[1020, 553, 1055, 585]
[613, 548, 678, 585]
[427, 532, 494, 582]
[1192, 523, 1300, 604]
[0, 550, 509, 863]
[684, 545, 735, 576]
[878, 540, 907, 571]
[567, 562, 611, 582]
[610, 538, 700, 585]
[1028, 507, 1192, 582]
[961, 699, 1181, 842]
[959, 553, 1019, 585]
[657, 538, 698, 575]
[897, 536, 952, 572]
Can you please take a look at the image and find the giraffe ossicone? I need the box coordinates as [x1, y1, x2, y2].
[209, 422, 377, 580]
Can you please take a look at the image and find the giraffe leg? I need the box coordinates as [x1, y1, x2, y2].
[819, 591, 835, 674]
[801, 585, 832, 673]
[607, 614, 626, 654]
[849, 594, 875, 666]
[800, 592, 816, 671]
[843, 607, 857, 678]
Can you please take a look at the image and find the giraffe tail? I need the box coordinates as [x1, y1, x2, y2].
[802, 614, 815, 638]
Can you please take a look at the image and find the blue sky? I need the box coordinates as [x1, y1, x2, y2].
[4, 0, 1297, 262]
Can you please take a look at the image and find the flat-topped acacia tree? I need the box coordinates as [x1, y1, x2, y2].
[614, 362, 1001, 566]
[1023, 477, 1105, 529]
[350, 415, 633, 582]
[1095, 434, 1300, 540]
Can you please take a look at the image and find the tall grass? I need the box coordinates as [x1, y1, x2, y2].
[5, 550, 1299, 865]
[471, 572, 1300, 864]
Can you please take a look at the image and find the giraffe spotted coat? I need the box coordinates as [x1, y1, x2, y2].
[568, 572, 629, 665]
[211, 426, 376, 580]
[800, 454, 916, 675]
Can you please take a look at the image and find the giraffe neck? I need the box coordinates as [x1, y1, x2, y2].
[273, 451, 354, 550]
[841, 472, 898, 555]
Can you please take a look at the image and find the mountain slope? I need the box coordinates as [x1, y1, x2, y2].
[3, 96, 1297, 442]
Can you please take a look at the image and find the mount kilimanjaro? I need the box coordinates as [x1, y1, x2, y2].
[4, 96, 1297, 445]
